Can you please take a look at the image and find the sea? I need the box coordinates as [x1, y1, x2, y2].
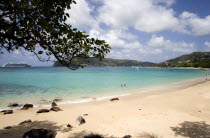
[0, 67, 209, 110]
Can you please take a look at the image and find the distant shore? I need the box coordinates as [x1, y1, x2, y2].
[1, 77, 210, 137]
[156, 66, 210, 70]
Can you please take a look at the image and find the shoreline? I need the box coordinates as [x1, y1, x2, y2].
[1, 77, 210, 137]
[156, 66, 210, 70]
[0, 76, 209, 111]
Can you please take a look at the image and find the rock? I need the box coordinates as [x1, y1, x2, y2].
[2, 132, 9, 134]
[21, 107, 30, 110]
[22, 129, 57, 138]
[36, 109, 50, 113]
[21, 104, 33, 110]
[67, 124, 73, 128]
[19, 119, 32, 125]
[23, 104, 33, 108]
[51, 102, 57, 107]
[53, 98, 62, 102]
[4, 126, 12, 129]
[84, 134, 104, 138]
[2, 110, 13, 115]
[110, 98, 119, 101]
[83, 114, 88, 116]
[76, 116, 86, 126]
[122, 135, 132, 138]
[8, 103, 19, 108]
[50, 107, 62, 112]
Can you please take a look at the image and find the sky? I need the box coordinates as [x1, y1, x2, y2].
[0, 0, 210, 66]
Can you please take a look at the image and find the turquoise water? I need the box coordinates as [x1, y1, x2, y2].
[0, 67, 209, 108]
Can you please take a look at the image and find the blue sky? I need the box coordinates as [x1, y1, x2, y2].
[0, 0, 210, 66]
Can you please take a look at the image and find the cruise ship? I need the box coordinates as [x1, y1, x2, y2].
[2, 62, 31, 67]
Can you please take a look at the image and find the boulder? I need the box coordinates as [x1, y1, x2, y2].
[83, 114, 88, 116]
[67, 124, 73, 128]
[36, 109, 50, 113]
[50, 107, 62, 112]
[53, 98, 62, 102]
[51, 102, 57, 107]
[110, 98, 119, 101]
[84, 134, 104, 138]
[4, 126, 12, 129]
[19, 119, 32, 125]
[8, 103, 19, 108]
[122, 135, 132, 138]
[2, 110, 13, 115]
[21, 104, 33, 110]
[22, 129, 57, 138]
[76, 116, 86, 126]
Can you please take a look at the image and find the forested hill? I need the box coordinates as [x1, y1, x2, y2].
[158, 52, 210, 68]
[53, 58, 156, 67]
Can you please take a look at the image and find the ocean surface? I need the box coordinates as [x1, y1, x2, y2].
[0, 67, 209, 109]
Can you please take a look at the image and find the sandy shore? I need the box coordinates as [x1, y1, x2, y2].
[157, 66, 210, 70]
[1, 78, 210, 138]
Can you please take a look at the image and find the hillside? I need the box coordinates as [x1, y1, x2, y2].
[53, 58, 156, 67]
[158, 52, 210, 68]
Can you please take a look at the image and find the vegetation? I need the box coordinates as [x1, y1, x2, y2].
[0, 0, 110, 70]
[158, 52, 210, 68]
[53, 58, 156, 67]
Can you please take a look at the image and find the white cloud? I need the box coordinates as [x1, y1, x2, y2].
[204, 41, 210, 51]
[13, 50, 20, 55]
[65, 0, 95, 30]
[180, 11, 210, 36]
[89, 29, 140, 49]
[204, 41, 210, 47]
[90, 29, 197, 62]
[97, 0, 184, 33]
[148, 35, 196, 53]
[153, 0, 175, 7]
[62, 0, 209, 63]
[66, 0, 210, 36]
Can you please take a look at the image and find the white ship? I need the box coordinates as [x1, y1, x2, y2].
[2, 62, 31, 67]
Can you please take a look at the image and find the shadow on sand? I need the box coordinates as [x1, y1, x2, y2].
[0, 120, 71, 138]
[171, 121, 210, 138]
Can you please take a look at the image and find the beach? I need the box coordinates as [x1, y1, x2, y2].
[0, 78, 210, 138]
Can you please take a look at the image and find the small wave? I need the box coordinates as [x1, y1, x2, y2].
[0, 93, 131, 111]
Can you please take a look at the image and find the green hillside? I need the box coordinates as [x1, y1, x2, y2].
[158, 52, 210, 68]
[53, 58, 156, 67]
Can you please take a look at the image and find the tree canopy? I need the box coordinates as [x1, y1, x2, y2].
[0, 0, 110, 69]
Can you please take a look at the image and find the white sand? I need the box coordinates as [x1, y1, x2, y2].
[1, 79, 210, 138]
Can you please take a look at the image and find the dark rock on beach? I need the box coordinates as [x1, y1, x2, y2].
[122, 135, 132, 138]
[67, 124, 73, 128]
[50, 107, 62, 112]
[4, 126, 12, 129]
[37, 109, 50, 113]
[84, 134, 104, 138]
[21, 104, 33, 110]
[53, 98, 62, 102]
[76, 116, 86, 126]
[19, 119, 32, 125]
[51, 102, 57, 107]
[1, 110, 13, 115]
[110, 98, 119, 101]
[22, 129, 57, 138]
[8, 103, 19, 108]
[83, 114, 88, 116]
